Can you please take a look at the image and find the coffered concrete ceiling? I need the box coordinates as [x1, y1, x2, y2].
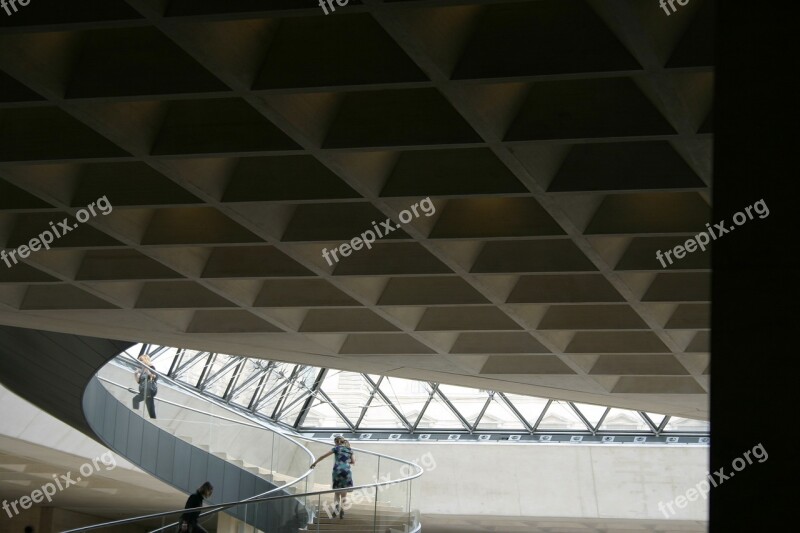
[0, 0, 712, 418]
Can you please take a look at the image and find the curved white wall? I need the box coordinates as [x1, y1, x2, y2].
[356, 441, 709, 522]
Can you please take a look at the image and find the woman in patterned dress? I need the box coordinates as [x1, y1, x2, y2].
[310, 436, 355, 518]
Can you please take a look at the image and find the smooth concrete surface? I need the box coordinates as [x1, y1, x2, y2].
[0, 326, 133, 437]
[0, 383, 140, 473]
[355, 441, 709, 522]
[0, 384, 186, 531]
[0, 507, 146, 533]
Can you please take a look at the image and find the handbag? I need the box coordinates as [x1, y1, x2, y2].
[139, 371, 158, 395]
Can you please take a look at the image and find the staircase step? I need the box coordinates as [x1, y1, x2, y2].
[242, 463, 270, 476]
[310, 521, 409, 531]
[315, 504, 404, 513]
[312, 524, 409, 528]
[314, 513, 403, 520]
[315, 509, 405, 517]
[315, 516, 390, 520]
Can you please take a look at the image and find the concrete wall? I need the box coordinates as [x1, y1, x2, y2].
[355, 441, 709, 522]
[0, 506, 147, 533]
[0, 385, 187, 533]
[0, 384, 139, 473]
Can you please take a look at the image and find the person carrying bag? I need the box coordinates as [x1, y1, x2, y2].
[131, 354, 158, 419]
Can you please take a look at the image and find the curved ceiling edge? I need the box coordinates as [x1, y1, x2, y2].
[0, 325, 134, 436]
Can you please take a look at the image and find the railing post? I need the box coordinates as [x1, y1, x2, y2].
[376, 455, 382, 532]
[316, 493, 321, 533]
[409, 478, 415, 531]
[270, 431, 275, 476]
[373, 485, 379, 533]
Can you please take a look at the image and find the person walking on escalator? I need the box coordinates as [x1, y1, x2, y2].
[310, 436, 355, 519]
[131, 353, 158, 419]
[179, 481, 213, 533]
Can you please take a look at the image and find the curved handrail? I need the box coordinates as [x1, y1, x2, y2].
[99, 374, 423, 498]
[111, 350, 425, 478]
[108, 355, 314, 454]
[99, 376, 283, 433]
[84, 356, 314, 528]
[62, 465, 423, 533]
[147, 434, 425, 533]
[77, 352, 424, 532]
[98, 376, 319, 533]
[98, 374, 425, 485]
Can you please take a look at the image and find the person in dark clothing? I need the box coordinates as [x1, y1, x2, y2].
[180, 482, 213, 533]
[131, 354, 157, 419]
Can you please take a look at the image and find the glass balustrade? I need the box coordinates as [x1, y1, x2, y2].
[72, 353, 422, 533]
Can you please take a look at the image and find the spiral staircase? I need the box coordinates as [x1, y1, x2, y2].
[0, 325, 422, 532]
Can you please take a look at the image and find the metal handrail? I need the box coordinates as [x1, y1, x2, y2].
[109, 357, 304, 436]
[110, 354, 425, 472]
[73, 355, 423, 533]
[62, 468, 422, 533]
[101, 375, 422, 481]
[99, 376, 278, 432]
[99, 376, 317, 533]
